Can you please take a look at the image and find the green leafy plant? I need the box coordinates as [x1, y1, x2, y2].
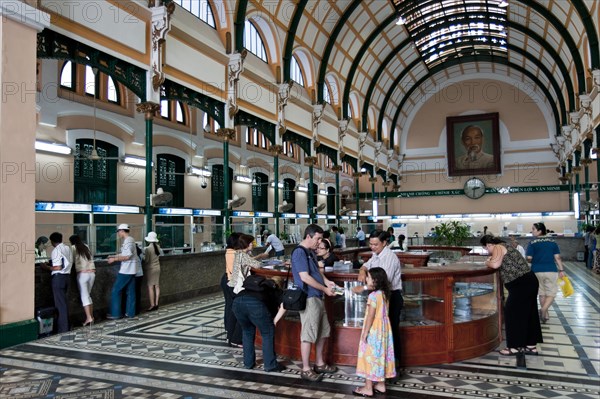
[432, 221, 471, 247]
[280, 231, 289, 241]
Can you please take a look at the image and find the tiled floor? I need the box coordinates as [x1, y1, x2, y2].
[1, 262, 598, 398]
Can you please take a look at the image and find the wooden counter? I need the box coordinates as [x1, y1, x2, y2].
[255, 262, 501, 367]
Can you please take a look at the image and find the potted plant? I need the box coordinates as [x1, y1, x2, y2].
[432, 221, 471, 247]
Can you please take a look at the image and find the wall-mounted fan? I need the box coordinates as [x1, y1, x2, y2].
[278, 201, 293, 212]
[339, 206, 349, 216]
[313, 203, 326, 213]
[228, 194, 247, 209]
[150, 187, 173, 206]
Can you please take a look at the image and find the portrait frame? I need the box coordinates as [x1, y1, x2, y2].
[447, 112, 500, 177]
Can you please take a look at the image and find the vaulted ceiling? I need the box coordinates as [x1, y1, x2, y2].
[236, 0, 598, 148]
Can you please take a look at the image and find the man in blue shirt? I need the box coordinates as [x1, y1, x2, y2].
[292, 224, 337, 381]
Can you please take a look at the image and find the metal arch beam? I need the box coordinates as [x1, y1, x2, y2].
[316, 0, 363, 105]
[351, 18, 574, 147]
[404, 12, 586, 93]
[337, 14, 397, 132]
[517, 0, 590, 92]
[234, 0, 249, 53]
[571, 0, 599, 68]
[282, 0, 308, 82]
[359, 37, 413, 143]
[376, 43, 568, 142]
[390, 56, 563, 139]
[315, 145, 338, 166]
[373, 28, 572, 142]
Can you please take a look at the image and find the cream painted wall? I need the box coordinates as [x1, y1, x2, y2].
[34, 153, 74, 202]
[0, 17, 43, 324]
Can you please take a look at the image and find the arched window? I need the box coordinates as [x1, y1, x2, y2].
[156, 154, 185, 249]
[252, 172, 268, 212]
[173, 0, 216, 28]
[246, 127, 268, 149]
[203, 112, 221, 134]
[283, 178, 296, 213]
[323, 83, 332, 104]
[327, 186, 336, 216]
[160, 100, 187, 125]
[60, 61, 75, 90]
[291, 55, 304, 87]
[74, 139, 118, 254]
[244, 20, 268, 62]
[60, 61, 122, 105]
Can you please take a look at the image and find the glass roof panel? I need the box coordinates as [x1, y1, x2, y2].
[393, 0, 508, 68]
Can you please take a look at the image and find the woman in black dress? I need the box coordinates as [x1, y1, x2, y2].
[480, 235, 542, 356]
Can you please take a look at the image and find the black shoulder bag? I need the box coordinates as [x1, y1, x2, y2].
[282, 246, 310, 311]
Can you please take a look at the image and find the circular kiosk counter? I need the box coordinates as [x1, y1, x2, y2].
[254, 261, 501, 367]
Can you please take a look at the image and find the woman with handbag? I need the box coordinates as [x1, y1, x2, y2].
[232, 274, 286, 372]
[227, 234, 266, 347]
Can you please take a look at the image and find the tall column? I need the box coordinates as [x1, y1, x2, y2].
[582, 137, 592, 204]
[270, 145, 283, 235]
[137, 103, 160, 231]
[574, 146, 582, 218]
[0, 3, 49, 346]
[383, 181, 391, 215]
[596, 126, 600, 199]
[369, 177, 377, 218]
[217, 129, 236, 233]
[567, 157, 573, 210]
[305, 156, 318, 223]
[353, 172, 362, 227]
[332, 165, 342, 226]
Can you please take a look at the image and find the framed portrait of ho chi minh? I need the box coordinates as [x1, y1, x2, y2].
[447, 112, 501, 177]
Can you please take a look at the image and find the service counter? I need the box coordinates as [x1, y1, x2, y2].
[254, 260, 501, 367]
[357, 250, 432, 267]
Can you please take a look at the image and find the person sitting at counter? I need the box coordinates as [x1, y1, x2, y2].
[316, 238, 338, 268]
[481, 235, 542, 356]
[292, 224, 338, 382]
[354, 229, 403, 373]
[262, 230, 285, 257]
[390, 234, 408, 252]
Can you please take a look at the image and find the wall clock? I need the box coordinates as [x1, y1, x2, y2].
[464, 177, 486, 199]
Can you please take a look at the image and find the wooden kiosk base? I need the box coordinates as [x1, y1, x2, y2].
[255, 261, 501, 367]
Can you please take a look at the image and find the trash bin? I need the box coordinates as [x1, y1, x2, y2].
[36, 307, 55, 337]
[576, 251, 585, 261]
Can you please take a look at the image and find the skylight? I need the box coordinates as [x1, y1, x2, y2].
[393, 0, 508, 68]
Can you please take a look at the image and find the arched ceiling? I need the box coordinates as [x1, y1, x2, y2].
[237, 0, 598, 150]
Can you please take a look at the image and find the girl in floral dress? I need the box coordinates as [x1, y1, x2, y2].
[354, 267, 396, 397]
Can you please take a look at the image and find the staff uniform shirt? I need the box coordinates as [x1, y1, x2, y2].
[340, 233, 347, 249]
[526, 237, 560, 273]
[356, 230, 366, 241]
[51, 243, 73, 275]
[266, 234, 285, 252]
[118, 236, 139, 275]
[364, 245, 402, 291]
[292, 246, 325, 298]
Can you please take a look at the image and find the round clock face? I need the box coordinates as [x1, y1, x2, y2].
[464, 177, 486, 199]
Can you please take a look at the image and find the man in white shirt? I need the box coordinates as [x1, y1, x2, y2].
[262, 230, 285, 257]
[43, 232, 73, 333]
[107, 224, 140, 319]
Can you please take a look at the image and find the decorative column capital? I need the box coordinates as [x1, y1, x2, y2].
[304, 156, 318, 166]
[352, 172, 363, 179]
[331, 165, 342, 172]
[368, 177, 378, 184]
[216, 128, 236, 141]
[136, 102, 160, 119]
[269, 145, 283, 155]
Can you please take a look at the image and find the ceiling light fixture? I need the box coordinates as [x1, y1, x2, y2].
[498, 1, 508, 7]
[395, 16, 406, 26]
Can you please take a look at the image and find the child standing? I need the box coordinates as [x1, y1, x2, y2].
[354, 267, 396, 397]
